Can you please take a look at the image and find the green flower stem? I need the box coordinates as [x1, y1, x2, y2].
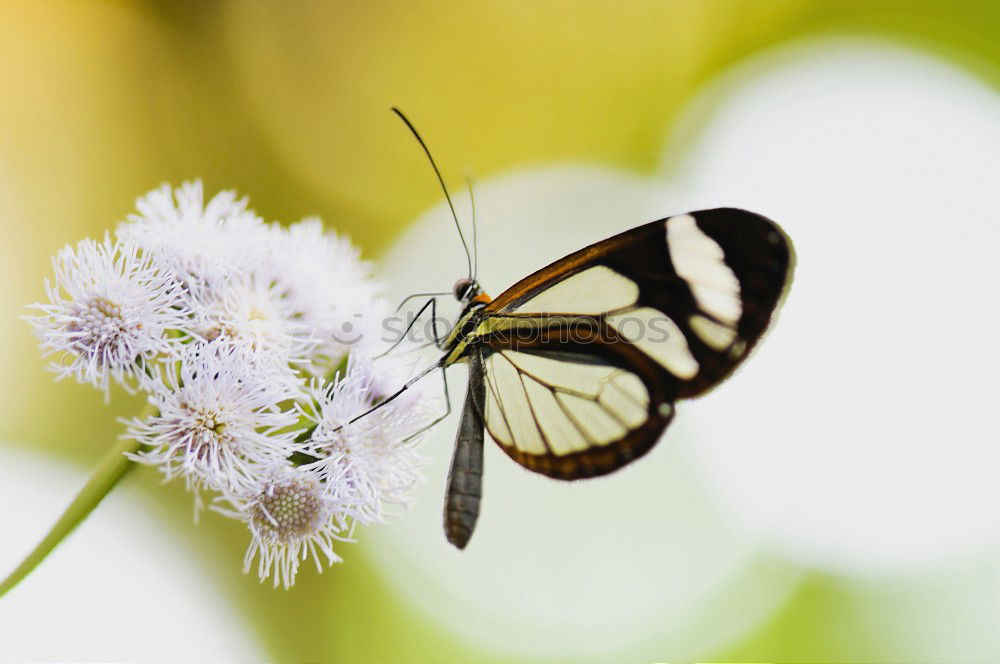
[0, 436, 143, 598]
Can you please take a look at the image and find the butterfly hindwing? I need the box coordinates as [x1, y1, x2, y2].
[470, 322, 677, 479]
[460, 208, 793, 479]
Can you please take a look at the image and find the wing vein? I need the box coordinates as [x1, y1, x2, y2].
[518, 372, 554, 455]
[483, 353, 517, 448]
[499, 350, 599, 400]
[553, 392, 598, 447]
[610, 371, 647, 410]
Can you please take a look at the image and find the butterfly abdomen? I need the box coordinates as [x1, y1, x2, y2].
[444, 348, 487, 549]
[444, 469, 482, 549]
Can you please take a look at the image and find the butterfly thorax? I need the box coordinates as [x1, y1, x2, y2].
[441, 298, 490, 365]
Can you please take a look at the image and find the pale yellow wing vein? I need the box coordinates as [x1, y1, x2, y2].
[500, 350, 635, 430]
[609, 378, 646, 411]
[518, 372, 555, 455]
[482, 350, 517, 446]
[500, 351, 645, 428]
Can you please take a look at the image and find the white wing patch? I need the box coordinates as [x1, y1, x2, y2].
[606, 307, 699, 380]
[484, 385, 513, 446]
[523, 377, 589, 455]
[503, 265, 639, 315]
[486, 354, 547, 455]
[556, 393, 626, 446]
[483, 350, 650, 456]
[688, 313, 738, 350]
[666, 214, 742, 326]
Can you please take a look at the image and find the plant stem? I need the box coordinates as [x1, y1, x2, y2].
[0, 436, 142, 598]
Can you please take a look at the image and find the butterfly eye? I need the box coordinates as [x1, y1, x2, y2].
[453, 278, 474, 301]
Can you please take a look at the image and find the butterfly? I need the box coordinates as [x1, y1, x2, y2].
[373, 110, 794, 549]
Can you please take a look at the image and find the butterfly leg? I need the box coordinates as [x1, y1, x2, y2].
[425, 296, 461, 351]
[375, 296, 440, 359]
[399, 364, 452, 444]
[428, 296, 443, 347]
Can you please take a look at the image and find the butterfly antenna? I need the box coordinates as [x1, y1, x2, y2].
[391, 107, 473, 280]
[466, 176, 479, 281]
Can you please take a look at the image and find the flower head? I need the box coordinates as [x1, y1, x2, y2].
[235, 464, 353, 589]
[125, 342, 302, 494]
[118, 181, 269, 297]
[27, 235, 189, 395]
[29, 180, 438, 588]
[187, 269, 317, 367]
[304, 366, 431, 522]
[267, 220, 381, 373]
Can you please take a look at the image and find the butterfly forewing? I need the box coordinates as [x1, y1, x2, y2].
[463, 207, 793, 479]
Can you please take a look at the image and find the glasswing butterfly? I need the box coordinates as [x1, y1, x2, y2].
[361, 110, 794, 549]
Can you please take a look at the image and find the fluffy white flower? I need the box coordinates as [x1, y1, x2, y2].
[27, 235, 189, 395]
[304, 366, 432, 523]
[125, 342, 303, 494]
[187, 269, 318, 367]
[29, 180, 441, 588]
[265, 220, 382, 372]
[118, 180, 269, 296]
[235, 464, 354, 589]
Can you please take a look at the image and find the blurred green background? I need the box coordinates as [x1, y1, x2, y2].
[2, 1, 1000, 661]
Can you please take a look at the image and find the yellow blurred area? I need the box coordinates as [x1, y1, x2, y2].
[2, 1, 1000, 661]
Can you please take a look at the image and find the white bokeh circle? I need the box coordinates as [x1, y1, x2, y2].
[371, 143, 793, 663]
[370, 38, 1000, 660]
[664, 40, 1000, 574]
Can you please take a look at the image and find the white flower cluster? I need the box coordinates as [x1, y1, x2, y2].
[27, 181, 436, 588]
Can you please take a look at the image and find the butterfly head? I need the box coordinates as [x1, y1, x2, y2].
[453, 277, 490, 306]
